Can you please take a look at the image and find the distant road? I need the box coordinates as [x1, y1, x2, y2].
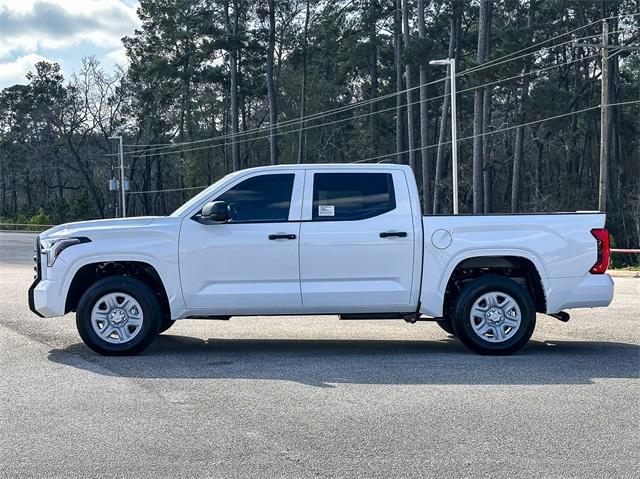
[0, 232, 36, 265]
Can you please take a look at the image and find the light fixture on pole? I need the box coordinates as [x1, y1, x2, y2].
[429, 58, 458, 214]
[108, 136, 126, 218]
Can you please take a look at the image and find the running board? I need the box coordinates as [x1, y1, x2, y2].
[185, 315, 231, 320]
[339, 313, 405, 320]
[339, 313, 438, 323]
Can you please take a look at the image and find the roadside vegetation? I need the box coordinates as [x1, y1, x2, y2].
[0, 0, 638, 256]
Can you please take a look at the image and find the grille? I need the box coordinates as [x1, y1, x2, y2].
[33, 236, 42, 281]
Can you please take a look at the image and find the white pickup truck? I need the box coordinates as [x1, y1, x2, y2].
[28, 164, 614, 356]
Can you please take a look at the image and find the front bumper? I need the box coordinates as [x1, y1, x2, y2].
[28, 279, 65, 317]
[28, 235, 44, 317]
[545, 273, 614, 314]
[28, 235, 65, 318]
[28, 278, 45, 317]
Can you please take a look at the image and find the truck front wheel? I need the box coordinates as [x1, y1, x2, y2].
[76, 277, 162, 356]
[436, 319, 455, 336]
[451, 276, 536, 355]
[159, 317, 176, 334]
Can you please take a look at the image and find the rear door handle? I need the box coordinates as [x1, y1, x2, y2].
[380, 231, 408, 238]
[269, 234, 297, 240]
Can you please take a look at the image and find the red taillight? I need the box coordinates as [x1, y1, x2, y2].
[590, 228, 610, 274]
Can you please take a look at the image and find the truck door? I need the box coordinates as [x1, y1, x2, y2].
[299, 169, 416, 312]
[179, 170, 304, 314]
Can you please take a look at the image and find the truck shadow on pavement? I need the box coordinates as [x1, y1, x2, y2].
[47, 336, 640, 387]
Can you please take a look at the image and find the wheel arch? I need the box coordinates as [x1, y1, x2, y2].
[441, 253, 547, 317]
[64, 258, 172, 320]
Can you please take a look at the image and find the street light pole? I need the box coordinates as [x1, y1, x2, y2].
[108, 135, 126, 217]
[449, 59, 459, 215]
[430, 58, 459, 214]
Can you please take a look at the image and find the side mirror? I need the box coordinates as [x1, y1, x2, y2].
[199, 201, 230, 223]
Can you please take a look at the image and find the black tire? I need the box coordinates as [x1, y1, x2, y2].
[436, 318, 455, 336]
[159, 317, 176, 334]
[76, 276, 162, 356]
[451, 275, 536, 355]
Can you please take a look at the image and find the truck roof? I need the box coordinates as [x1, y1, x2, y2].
[236, 163, 412, 174]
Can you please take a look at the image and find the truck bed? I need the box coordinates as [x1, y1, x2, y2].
[419, 213, 613, 316]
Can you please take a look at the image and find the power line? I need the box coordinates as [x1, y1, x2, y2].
[119, 51, 606, 160]
[459, 52, 602, 94]
[354, 99, 640, 164]
[119, 17, 638, 155]
[127, 185, 209, 195]
[128, 99, 640, 194]
[463, 12, 639, 74]
[460, 27, 637, 78]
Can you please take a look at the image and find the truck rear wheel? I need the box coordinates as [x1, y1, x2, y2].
[76, 276, 162, 356]
[451, 276, 535, 355]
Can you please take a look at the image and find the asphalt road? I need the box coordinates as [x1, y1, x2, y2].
[1, 231, 638, 478]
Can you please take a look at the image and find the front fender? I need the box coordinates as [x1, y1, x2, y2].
[61, 253, 186, 319]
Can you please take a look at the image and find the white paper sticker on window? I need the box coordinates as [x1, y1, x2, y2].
[318, 205, 335, 217]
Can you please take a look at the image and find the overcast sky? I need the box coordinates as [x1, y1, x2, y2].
[0, 0, 140, 88]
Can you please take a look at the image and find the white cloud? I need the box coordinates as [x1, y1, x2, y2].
[106, 47, 129, 67]
[0, 53, 55, 86]
[0, 0, 140, 58]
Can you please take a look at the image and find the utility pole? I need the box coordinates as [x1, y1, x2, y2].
[108, 136, 126, 217]
[450, 60, 459, 215]
[599, 20, 609, 213]
[430, 58, 459, 214]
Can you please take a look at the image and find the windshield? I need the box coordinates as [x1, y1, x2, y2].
[169, 172, 238, 217]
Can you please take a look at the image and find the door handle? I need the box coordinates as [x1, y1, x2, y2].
[380, 231, 408, 238]
[269, 234, 297, 240]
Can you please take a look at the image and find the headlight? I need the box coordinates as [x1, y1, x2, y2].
[40, 237, 91, 267]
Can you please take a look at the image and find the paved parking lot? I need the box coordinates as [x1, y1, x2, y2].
[1, 232, 638, 478]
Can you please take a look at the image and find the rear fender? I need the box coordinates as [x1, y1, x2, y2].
[420, 248, 548, 317]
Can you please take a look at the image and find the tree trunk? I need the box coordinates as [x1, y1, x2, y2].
[142, 155, 151, 216]
[609, 13, 621, 211]
[266, 0, 278, 165]
[223, 0, 241, 171]
[402, 0, 416, 172]
[482, 88, 493, 212]
[472, 0, 491, 213]
[481, 1, 493, 213]
[297, 0, 310, 164]
[366, 0, 379, 157]
[155, 156, 167, 216]
[433, 1, 461, 213]
[11, 174, 17, 217]
[238, 46, 249, 168]
[394, 0, 405, 164]
[183, 46, 194, 142]
[25, 170, 32, 213]
[55, 163, 64, 199]
[64, 139, 105, 218]
[534, 130, 544, 204]
[0, 152, 4, 213]
[417, 0, 430, 213]
[223, 86, 230, 174]
[178, 62, 187, 204]
[511, 0, 535, 213]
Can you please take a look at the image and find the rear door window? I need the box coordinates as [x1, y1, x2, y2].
[312, 173, 396, 221]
